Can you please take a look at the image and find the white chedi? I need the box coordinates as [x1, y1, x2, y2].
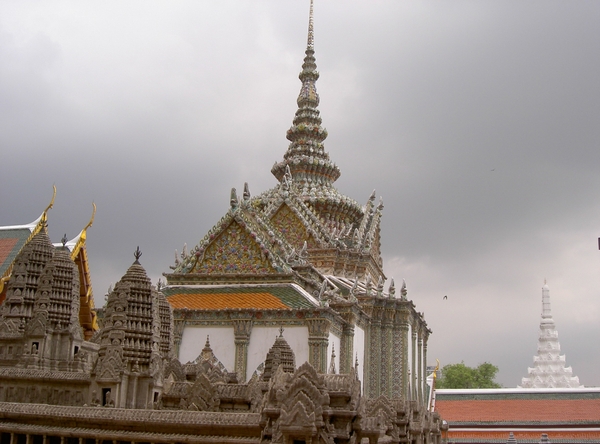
[519, 281, 582, 388]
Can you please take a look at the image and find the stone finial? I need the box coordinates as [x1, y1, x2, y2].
[299, 241, 308, 258]
[389, 278, 396, 298]
[61, 234, 68, 246]
[401, 279, 407, 300]
[134, 246, 142, 264]
[377, 276, 384, 296]
[328, 344, 336, 374]
[506, 432, 517, 444]
[243, 182, 251, 201]
[230, 188, 239, 209]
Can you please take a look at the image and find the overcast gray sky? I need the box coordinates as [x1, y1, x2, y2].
[2, 0, 599, 387]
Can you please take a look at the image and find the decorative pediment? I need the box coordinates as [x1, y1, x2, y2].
[96, 354, 123, 382]
[0, 319, 19, 336]
[164, 357, 185, 382]
[188, 373, 219, 411]
[189, 219, 280, 275]
[270, 203, 320, 251]
[25, 312, 47, 337]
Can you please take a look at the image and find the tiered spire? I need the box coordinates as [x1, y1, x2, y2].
[271, 0, 340, 189]
[519, 281, 582, 388]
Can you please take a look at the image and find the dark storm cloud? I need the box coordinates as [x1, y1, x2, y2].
[1, 0, 599, 387]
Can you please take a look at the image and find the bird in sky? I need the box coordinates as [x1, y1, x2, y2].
[443, 295, 448, 300]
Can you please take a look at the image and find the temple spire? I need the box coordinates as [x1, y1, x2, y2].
[519, 281, 582, 388]
[307, 0, 314, 50]
[271, 0, 341, 189]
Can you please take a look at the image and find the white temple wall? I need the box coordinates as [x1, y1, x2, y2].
[246, 326, 309, 381]
[354, 326, 365, 385]
[327, 332, 340, 373]
[179, 326, 235, 371]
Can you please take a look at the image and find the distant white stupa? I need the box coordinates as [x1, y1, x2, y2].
[519, 281, 583, 388]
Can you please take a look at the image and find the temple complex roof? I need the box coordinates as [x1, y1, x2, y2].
[0, 189, 98, 339]
[0, 187, 55, 295]
[262, 329, 296, 381]
[519, 281, 582, 388]
[164, 0, 387, 296]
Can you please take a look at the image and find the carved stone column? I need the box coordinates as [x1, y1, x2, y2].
[392, 307, 405, 398]
[368, 307, 383, 398]
[417, 328, 423, 404]
[232, 318, 253, 382]
[172, 319, 185, 358]
[398, 309, 410, 400]
[411, 321, 417, 401]
[380, 307, 394, 398]
[422, 327, 429, 408]
[339, 311, 355, 374]
[307, 318, 330, 373]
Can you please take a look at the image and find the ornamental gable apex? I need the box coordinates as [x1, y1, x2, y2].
[187, 217, 284, 275]
[269, 202, 322, 252]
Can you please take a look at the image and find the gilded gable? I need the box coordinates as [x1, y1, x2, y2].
[270, 204, 318, 251]
[192, 221, 277, 274]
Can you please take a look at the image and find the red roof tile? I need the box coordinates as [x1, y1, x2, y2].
[447, 430, 600, 440]
[0, 238, 19, 268]
[436, 398, 600, 423]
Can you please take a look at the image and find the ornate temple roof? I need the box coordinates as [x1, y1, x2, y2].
[0, 187, 55, 295]
[0, 189, 98, 339]
[53, 203, 98, 338]
[164, 0, 392, 307]
[262, 328, 296, 381]
[519, 281, 582, 389]
[267, 0, 364, 228]
[96, 249, 165, 370]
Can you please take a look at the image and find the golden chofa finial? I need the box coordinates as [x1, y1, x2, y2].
[40, 185, 57, 228]
[69, 202, 96, 260]
[85, 202, 96, 231]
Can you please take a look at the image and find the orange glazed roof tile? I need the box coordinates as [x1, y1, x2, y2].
[163, 285, 317, 310]
[168, 292, 289, 310]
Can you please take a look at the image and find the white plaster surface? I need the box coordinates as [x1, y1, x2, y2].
[354, 326, 365, 384]
[246, 326, 309, 380]
[179, 326, 235, 371]
[327, 332, 340, 373]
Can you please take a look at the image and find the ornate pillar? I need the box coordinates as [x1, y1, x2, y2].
[411, 321, 417, 401]
[417, 327, 423, 404]
[368, 307, 383, 398]
[232, 318, 253, 382]
[400, 311, 410, 399]
[173, 319, 185, 358]
[422, 327, 429, 408]
[393, 307, 408, 399]
[340, 313, 356, 373]
[307, 318, 330, 373]
[380, 307, 394, 398]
